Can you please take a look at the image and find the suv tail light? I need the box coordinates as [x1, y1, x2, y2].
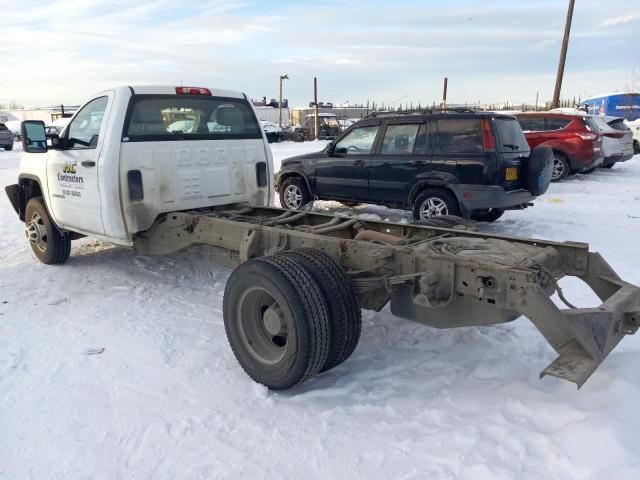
[481, 119, 495, 151]
[575, 132, 597, 141]
[175, 86, 212, 96]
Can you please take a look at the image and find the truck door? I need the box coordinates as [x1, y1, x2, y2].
[368, 122, 428, 205]
[314, 124, 380, 201]
[47, 95, 112, 235]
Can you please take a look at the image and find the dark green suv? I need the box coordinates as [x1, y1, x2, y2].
[275, 110, 553, 222]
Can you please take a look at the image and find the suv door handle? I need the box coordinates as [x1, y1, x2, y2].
[354, 159, 366, 167]
[81, 160, 96, 167]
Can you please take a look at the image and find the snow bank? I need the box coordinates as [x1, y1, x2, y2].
[1, 142, 639, 479]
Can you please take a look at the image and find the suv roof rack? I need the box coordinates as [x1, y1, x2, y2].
[365, 107, 479, 118]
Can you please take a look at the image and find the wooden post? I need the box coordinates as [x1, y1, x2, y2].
[552, 0, 575, 109]
[441, 77, 448, 109]
[314, 77, 319, 141]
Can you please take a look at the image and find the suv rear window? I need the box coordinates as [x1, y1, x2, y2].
[124, 95, 262, 142]
[494, 118, 529, 153]
[434, 119, 483, 154]
[608, 119, 630, 131]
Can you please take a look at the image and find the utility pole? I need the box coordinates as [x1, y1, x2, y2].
[279, 74, 289, 128]
[313, 77, 319, 141]
[441, 77, 448, 109]
[552, 0, 575, 109]
[535, 91, 539, 111]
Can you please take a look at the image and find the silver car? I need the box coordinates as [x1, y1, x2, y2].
[0, 123, 14, 151]
[590, 116, 634, 169]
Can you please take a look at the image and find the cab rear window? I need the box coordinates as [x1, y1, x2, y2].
[123, 95, 262, 142]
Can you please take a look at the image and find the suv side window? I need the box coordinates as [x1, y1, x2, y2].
[545, 118, 571, 130]
[518, 117, 545, 132]
[335, 125, 380, 154]
[66, 96, 108, 149]
[381, 124, 420, 154]
[434, 119, 483, 153]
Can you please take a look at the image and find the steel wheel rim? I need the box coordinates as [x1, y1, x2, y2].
[419, 197, 448, 219]
[552, 158, 564, 179]
[25, 212, 48, 253]
[283, 185, 303, 209]
[237, 287, 289, 365]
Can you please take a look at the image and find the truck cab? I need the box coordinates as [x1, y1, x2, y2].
[6, 85, 273, 262]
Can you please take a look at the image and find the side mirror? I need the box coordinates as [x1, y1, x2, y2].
[334, 147, 348, 155]
[326, 142, 336, 155]
[50, 133, 61, 149]
[21, 121, 48, 153]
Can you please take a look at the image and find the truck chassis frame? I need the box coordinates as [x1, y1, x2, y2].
[134, 206, 640, 388]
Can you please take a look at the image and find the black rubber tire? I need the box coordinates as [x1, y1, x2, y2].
[277, 249, 362, 373]
[4, 144, 13, 151]
[551, 153, 569, 181]
[223, 255, 330, 390]
[279, 176, 313, 210]
[471, 208, 505, 222]
[413, 215, 477, 231]
[633, 140, 640, 155]
[412, 188, 460, 221]
[24, 197, 71, 265]
[525, 146, 553, 196]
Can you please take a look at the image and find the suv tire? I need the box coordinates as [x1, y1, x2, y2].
[24, 197, 71, 264]
[551, 153, 569, 181]
[412, 188, 460, 221]
[4, 144, 13, 151]
[279, 177, 313, 210]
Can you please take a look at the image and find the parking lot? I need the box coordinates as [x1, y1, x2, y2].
[1, 141, 639, 479]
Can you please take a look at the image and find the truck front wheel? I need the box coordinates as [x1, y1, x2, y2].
[24, 197, 71, 264]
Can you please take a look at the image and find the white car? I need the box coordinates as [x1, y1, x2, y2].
[590, 116, 634, 168]
[626, 119, 640, 154]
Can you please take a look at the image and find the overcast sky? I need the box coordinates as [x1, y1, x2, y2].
[1, 0, 638, 108]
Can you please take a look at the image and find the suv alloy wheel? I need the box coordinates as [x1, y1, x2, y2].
[412, 188, 460, 221]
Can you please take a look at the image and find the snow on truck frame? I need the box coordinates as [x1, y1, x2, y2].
[5, 85, 640, 390]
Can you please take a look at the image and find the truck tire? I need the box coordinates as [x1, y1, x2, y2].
[471, 208, 505, 222]
[525, 146, 553, 195]
[24, 197, 71, 265]
[277, 249, 361, 373]
[279, 177, 313, 211]
[4, 144, 13, 151]
[413, 215, 477, 231]
[223, 255, 330, 390]
[412, 188, 460, 221]
[551, 152, 569, 181]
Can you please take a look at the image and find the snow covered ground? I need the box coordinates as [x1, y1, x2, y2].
[1, 141, 639, 480]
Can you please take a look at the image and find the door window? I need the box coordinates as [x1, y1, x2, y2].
[517, 117, 546, 132]
[545, 118, 571, 130]
[335, 125, 379, 154]
[66, 96, 108, 149]
[381, 124, 420, 154]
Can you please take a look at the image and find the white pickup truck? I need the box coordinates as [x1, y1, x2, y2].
[6, 85, 640, 391]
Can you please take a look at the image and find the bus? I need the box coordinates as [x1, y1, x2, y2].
[580, 92, 640, 121]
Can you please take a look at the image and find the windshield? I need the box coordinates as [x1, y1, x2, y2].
[124, 95, 262, 142]
[494, 118, 529, 153]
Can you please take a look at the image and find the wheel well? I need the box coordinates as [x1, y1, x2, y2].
[551, 149, 568, 160]
[17, 178, 43, 221]
[410, 184, 455, 207]
[278, 172, 310, 192]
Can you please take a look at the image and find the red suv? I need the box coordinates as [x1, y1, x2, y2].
[515, 113, 604, 181]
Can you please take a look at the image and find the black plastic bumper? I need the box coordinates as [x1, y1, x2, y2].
[450, 184, 536, 212]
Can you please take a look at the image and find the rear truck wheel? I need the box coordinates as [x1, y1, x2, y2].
[413, 215, 477, 231]
[525, 145, 553, 196]
[24, 197, 71, 265]
[4, 144, 13, 151]
[471, 208, 505, 222]
[223, 255, 330, 390]
[412, 188, 460, 221]
[276, 249, 362, 373]
[279, 177, 313, 211]
[551, 153, 569, 181]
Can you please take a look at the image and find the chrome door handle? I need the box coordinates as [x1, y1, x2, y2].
[81, 160, 96, 167]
